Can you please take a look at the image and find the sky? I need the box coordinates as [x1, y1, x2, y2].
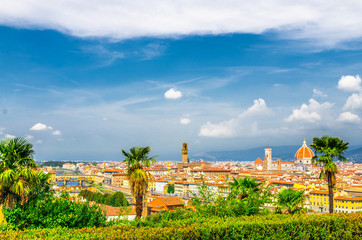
[1, 1, 362, 161]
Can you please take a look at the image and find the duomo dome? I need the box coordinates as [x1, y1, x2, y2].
[295, 139, 314, 165]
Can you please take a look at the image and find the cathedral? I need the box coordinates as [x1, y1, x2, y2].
[254, 139, 315, 171]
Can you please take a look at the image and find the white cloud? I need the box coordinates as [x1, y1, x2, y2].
[1, 2, 362, 46]
[337, 75, 361, 92]
[337, 112, 360, 123]
[30, 123, 53, 131]
[5, 134, 15, 139]
[164, 88, 182, 99]
[199, 120, 236, 138]
[244, 98, 269, 115]
[52, 130, 62, 136]
[35, 140, 42, 144]
[199, 98, 271, 137]
[25, 134, 34, 140]
[344, 93, 362, 110]
[286, 99, 333, 123]
[180, 117, 191, 125]
[313, 89, 327, 98]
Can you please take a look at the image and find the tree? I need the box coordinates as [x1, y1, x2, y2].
[167, 183, 175, 194]
[228, 176, 262, 201]
[122, 146, 155, 218]
[275, 188, 307, 214]
[310, 136, 349, 213]
[0, 137, 38, 208]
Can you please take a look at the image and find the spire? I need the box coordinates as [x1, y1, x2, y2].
[302, 138, 307, 147]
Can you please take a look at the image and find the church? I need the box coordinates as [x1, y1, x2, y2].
[254, 139, 315, 171]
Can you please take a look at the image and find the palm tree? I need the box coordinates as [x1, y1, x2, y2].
[26, 171, 53, 204]
[0, 137, 38, 208]
[275, 188, 307, 214]
[310, 136, 349, 213]
[122, 146, 155, 218]
[228, 176, 262, 200]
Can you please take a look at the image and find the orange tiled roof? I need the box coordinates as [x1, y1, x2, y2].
[334, 196, 362, 201]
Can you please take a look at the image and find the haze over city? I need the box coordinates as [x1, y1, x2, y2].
[1, 1, 362, 161]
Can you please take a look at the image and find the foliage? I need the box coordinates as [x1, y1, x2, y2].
[79, 190, 128, 207]
[0, 213, 361, 239]
[122, 146, 155, 218]
[274, 188, 308, 214]
[167, 183, 175, 194]
[3, 192, 106, 230]
[190, 176, 272, 217]
[310, 135, 349, 213]
[0, 137, 44, 208]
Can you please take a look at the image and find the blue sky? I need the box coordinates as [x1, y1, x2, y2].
[1, 1, 362, 161]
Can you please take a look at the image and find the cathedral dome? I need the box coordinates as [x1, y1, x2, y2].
[295, 139, 314, 163]
[254, 158, 263, 165]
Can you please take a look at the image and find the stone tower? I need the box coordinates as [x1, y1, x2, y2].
[265, 148, 272, 171]
[182, 142, 189, 163]
[277, 158, 281, 171]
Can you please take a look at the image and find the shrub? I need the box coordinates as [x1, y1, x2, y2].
[3, 193, 106, 230]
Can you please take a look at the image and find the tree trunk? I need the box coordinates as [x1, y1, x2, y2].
[328, 181, 334, 213]
[135, 194, 143, 219]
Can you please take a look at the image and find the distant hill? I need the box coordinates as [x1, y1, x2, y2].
[192, 144, 362, 163]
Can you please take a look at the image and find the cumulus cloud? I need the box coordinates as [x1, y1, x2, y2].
[1, 2, 362, 46]
[199, 120, 237, 138]
[30, 123, 53, 131]
[286, 99, 333, 123]
[199, 98, 271, 137]
[25, 134, 34, 140]
[5, 134, 15, 139]
[52, 130, 62, 136]
[313, 89, 327, 98]
[164, 88, 182, 99]
[180, 117, 191, 125]
[344, 93, 362, 110]
[244, 98, 269, 115]
[337, 75, 361, 92]
[337, 112, 360, 123]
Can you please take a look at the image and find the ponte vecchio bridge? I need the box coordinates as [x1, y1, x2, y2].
[50, 174, 95, 186]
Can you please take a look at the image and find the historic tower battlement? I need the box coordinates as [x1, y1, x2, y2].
[182, 142, 189, 163]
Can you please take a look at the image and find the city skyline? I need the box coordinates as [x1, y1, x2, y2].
[1, 2, 362, 161]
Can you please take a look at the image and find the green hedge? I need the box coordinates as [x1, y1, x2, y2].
[0, 213, 361, 239]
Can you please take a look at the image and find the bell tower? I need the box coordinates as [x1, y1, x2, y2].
[182, 142, 189, 163]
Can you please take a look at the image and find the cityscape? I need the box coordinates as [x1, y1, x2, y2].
[1, 1, 362, 239]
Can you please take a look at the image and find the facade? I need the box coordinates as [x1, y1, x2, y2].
[309, 190, 362, 213]
[155, 180, 168, 193]
[112, 172, 127, 187]
[104, 169, 121, 185]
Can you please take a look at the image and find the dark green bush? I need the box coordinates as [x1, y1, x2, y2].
[0, 213, 361, 239]
[3, 193, 107, 230]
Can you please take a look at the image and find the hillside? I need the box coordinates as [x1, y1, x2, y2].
[193, 145, 362, 163]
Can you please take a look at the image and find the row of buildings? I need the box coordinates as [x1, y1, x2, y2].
[45, 140, 362, 215]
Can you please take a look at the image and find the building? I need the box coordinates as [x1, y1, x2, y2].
[254, 139, 315, 171]
[104, 169, 121, 185]
[309, 190, 362, 213]
[112, 172, 127, 187]
[147, 196, 185, 215]
[177, 142, 211, 170]
[295, 139, 314, 165]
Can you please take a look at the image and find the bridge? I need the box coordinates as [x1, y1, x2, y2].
[51, 174, 95, 186]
